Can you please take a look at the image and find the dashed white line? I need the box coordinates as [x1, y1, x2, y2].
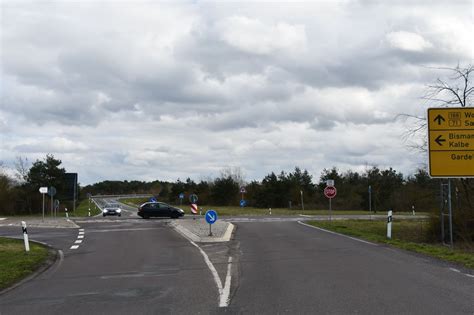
[78, 231, 84, 235]
[70, 245, 79, 249]
[449, 268, 461, 273]
[75, 240, 83, 244]
[77, 235, 84, 239]
[465, 274, 474, 279]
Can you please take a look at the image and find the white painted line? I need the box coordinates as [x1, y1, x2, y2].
[465, 274, 474, 279]
[299, 214, 313, 218]
[70, 245, 79, 249]
[78, 231, 84, 235]
[449, 268, 461, 273]
[0, 218, 6, 221]
[189, 240, 227, 307]
[77, 235, 84, 239]
[79, 229, 84, 232]
[220, 256, 233, 307]
[75, 240, 83, 244]
[297, 221, 378, 246]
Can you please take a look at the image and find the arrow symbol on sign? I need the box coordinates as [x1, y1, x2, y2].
[434, 114, 445, 125]
[435, 135, 446, 146]
[208, 214, 215, 221]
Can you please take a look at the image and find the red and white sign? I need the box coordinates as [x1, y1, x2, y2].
[190, 203, 198, 214]
[324, 186, 337, 199]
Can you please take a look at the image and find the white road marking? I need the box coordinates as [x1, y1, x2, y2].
[77, 235, 84, 239]
[78, 231, 84, 235]
[70, 245, 79, 249]
[465, 274, 474, 279]
[297, 221, 378, 246]
[79, 228, 84, 232]
[449, 268, 461, 273]
[220, 256, 233, 307]
[87, 228, 157, 233]
[75, 240, 83, 244]
[0, 218, 6, 221]
[188, 240, 232, 307]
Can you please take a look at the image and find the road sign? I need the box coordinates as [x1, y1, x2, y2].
[179, 193, 184, 200]
[428, 107, 474, 177]
[48, 186, 57, 197]
[149, 197, 157, 202]
[324, 186, 337, 199]
[240, 199, 246, 207]
[326, 179, 335, 187]
[205, 209, 218, 224]
[240, 187, 247, 194]
[189, 194, 198, 204]
[190, 203, 198, 214]
[39, 187, 48, 194]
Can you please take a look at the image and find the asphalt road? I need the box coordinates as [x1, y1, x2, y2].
[0, 218, 472, 314]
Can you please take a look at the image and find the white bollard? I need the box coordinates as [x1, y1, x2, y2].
[269, 208, 272, 215]
[21, 221, 30, 252]
[65, 207, 69, 219]
[412, 205, 415, 216]
[88, 207, 91, 217]
[387, 210, 393, 239]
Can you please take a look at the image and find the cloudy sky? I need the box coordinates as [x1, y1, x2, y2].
[1, 0, 473, 185]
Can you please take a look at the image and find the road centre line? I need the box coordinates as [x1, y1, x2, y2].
[297, 221, 378, 246]
[188, 240, 232, 308]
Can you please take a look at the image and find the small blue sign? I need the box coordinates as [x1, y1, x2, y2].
[189, 194, 199, 204]
[205, 210, 218, 224]
[240, 199, 246, 207]
[149, 197, 157, 202]
[179, 193, 184, 200]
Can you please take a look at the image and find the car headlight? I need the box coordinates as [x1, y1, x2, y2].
[103, 209, 108, 213]
[178, 208, 184, 214]
[116, 209, 121, 213]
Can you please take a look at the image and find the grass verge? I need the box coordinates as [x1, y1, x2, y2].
[307, 220, 474, 270]
[70, 199, 101, 217]
[113, 198, 426, 216]
[0, 237, 51, 291]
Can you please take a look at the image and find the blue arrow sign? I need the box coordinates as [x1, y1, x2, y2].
[149, 197, 157, 202]
[240, 199, 246, 207]
[205, 209, 218, 224]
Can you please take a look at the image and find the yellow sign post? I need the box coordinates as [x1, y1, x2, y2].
[428, 107, 474, 177]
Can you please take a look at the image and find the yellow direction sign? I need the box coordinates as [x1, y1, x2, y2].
[428, 107, 474, 177]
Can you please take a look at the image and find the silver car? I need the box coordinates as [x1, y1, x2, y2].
[102, 203, 122, 217]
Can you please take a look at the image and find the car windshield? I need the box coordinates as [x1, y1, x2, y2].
[106, 204, 119, 208]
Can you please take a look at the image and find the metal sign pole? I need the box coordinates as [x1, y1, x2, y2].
[51, 195, 53, 217]
[329, 198, 332, 222]
[42, 193, 45, 222]
[368, 185, 372, 213]
[448, 179, 453, 247]
[440, 181, 445, 243]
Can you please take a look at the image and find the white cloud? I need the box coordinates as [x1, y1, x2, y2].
[386, 31, 433, 52]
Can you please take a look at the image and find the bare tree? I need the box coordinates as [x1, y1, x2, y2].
[399, 64, 473, 152]
[14, 156, 29, 183]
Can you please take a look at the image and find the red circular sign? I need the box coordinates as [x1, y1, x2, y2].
[324, 186, 337, 199]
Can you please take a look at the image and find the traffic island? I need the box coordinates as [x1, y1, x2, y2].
[0, 237, 56, 293]
[170, 219, 234, 243]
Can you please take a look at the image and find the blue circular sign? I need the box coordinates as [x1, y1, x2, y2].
[149, 197, 157, 202]
[179, 193, 184, 199]
[189, 194, 198, 203]
[240, 199, 246, 207]
[205, 209, 218, 224]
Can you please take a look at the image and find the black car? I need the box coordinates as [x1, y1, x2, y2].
[138, 202, 185, 219]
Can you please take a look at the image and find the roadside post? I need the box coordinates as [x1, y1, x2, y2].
[240, 187, 247, 208]
[65, 207, 69, 219]
[21, 221, 30, 252]
[300, 190, 304, 211]
[48, 186, 56, 218]
[87, 193, 92, 217]
[179, 193, 184, 206]
[190, 194, 199, 215]
[387, 210, 393, 239]
[54, 200, 60, 218]
[368, 185, 372, 213]
[324, 183, 337, 222]
[205, 209, 218, 236]
[39, 187, 48, 222]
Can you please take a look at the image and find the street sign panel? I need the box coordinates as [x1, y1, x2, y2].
[149, 197, 157, 202]
[39, 187, 48, 194]
[326, 180, 335, 187]
[48, 186, 57, 197]
[428, 107, 474, 177]
[205, 209, 218, 224]
[189, 194, 198, 204]
[240, 199, 246, 207]
[240, 187, 247, 194]
[324, 186, 337, 199]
